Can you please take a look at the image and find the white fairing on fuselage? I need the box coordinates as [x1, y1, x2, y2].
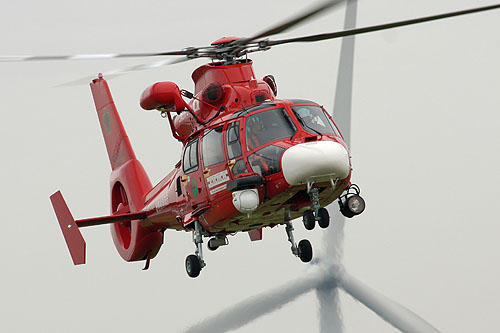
[281, 141, 350, 186]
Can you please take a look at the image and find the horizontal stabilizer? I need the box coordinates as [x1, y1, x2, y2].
[50, 191, 86, 265]
[76, 211, 146, 227]
[50, 191, 150, 265]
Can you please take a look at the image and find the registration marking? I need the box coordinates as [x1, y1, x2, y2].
[207, 170, 229, 189]
[210, 184, 226, 195]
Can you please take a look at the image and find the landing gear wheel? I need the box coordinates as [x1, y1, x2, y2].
[185, 254, 201, 278]
[303, 210, 315, 230]
[318, 207, 330, 228]
[298, 239, 313, 263]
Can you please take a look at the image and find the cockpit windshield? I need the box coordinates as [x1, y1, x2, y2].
[291, 105, 339, 136]
[246, 108, 296, 151]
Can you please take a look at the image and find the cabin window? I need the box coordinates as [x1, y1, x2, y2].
[226, 121, 242, 159]
[246, 108, 296, 151]
[202, 126, 225, 167]
[176, 176, 182, 196]
[182, 139, 199, 173]
[232, 159, 248, 177]
[291, 105, 339, 136]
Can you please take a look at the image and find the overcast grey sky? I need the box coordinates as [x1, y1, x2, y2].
[1, 1, 499, 332]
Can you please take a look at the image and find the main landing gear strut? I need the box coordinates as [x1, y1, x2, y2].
[185, 220, 206, 278]
[185, 221, 229, 278]
[285, 222, 313, 263]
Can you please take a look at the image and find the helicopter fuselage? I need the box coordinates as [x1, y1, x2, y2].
[139, 60, 352, 235]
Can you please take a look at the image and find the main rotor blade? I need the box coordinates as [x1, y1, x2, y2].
[248, 0, 344, 41]
[58, 57, 191, 86]
[232, 0, 344, 55]
[267, 3, 500, 47]
[0, 49, 200, 63]
[183, 270, 327, 333]
[338, 270, 442, 333]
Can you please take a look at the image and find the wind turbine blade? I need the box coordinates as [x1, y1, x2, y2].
[317, 284, 344, 333]
[332, 0, 357, 148]
[182, 261, 439, 333]
[338, 271, 442, 333]
[183, 271, 327, 333]
[317, 1, 358, 332]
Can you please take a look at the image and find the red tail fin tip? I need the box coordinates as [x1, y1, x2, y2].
[90, 78, 137, 171]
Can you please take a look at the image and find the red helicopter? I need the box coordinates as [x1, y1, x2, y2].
[40, 1, 499, 277]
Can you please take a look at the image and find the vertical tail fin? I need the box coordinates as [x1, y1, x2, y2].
[89, 76, 159, 262]
[90, 76, 136, 171]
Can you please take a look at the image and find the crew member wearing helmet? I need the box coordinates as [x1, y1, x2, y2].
[247, 116, 265, 151]
[246, 116, 270, 176]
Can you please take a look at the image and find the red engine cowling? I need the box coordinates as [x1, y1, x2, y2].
[109, 159, 163, 262]
[140, 81, 187, 112]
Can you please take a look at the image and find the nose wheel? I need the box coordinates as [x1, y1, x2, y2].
[303, 210, 315, 230]
[302, 188, 330, 230]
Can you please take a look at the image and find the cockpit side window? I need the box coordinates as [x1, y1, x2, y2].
[246, 108, 296, 151]
[183, 138, 199, 173]
[291, 105, 339, 136]
[226, 121, 242, 160]
[226, 121, 248, 177]
[248, 145, 285, 177]
[202, 126, 225, 167]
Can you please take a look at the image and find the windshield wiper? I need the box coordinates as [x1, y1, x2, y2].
[292, 109, 323, 138]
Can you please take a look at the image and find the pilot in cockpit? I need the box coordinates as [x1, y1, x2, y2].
[247, 116, 265, 151]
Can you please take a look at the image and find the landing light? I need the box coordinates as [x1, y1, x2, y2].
[347, 196, 365, 215]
